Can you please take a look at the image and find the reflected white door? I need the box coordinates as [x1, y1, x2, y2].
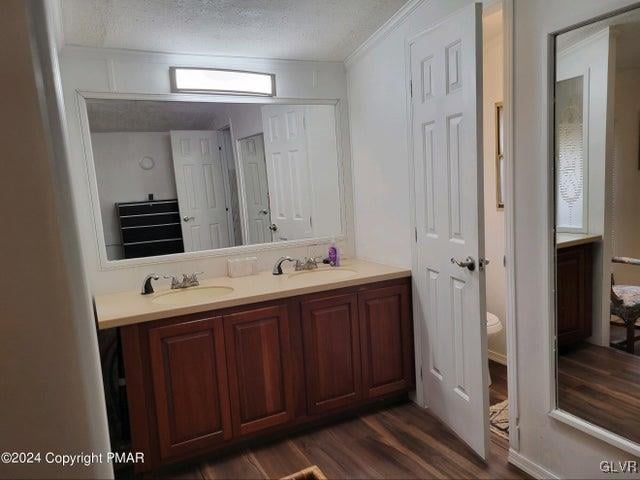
[170, 130, 231, 252]
[238, 134, 272, 244]
[410, 3, 489, 458]
[261, 105, 313, 241]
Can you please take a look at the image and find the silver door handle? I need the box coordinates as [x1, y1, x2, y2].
[259, 209, 269, 215]
[451, 256, 476, 271]
[183, 216, 195, 222]
[269, 223, 278, 231]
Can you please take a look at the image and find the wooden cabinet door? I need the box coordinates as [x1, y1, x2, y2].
[557, 244, 593, 348]
[359, 283, 414, 398]
[224, 304, 295, 436]
[148, 316, 232, 461]
[301, 293, 362, 414]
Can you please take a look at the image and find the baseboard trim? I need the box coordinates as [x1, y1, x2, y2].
[508, 449, 560, 479]
[488, 349, 507, 365]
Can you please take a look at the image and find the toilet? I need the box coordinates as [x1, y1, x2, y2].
[486, 312, 503, 386]
[487, 312, 503, 336]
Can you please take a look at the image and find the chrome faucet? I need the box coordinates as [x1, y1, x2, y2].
[164, 272, 203, 289]
[273, 256, 296, 275]
[298, 257, 321, 271]
[141, 273, 160, 295]
[273, 256, 325, 275]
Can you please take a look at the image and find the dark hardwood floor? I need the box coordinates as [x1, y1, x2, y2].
[558, 342, 640, 445]
[128, 361, 523, 480]
[150, 402, 525, 480]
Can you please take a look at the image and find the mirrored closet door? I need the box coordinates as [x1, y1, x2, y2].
[553, 5, 640, 447]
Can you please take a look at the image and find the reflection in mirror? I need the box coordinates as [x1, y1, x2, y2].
[86, 99, 342, 260]
[554, 6, 640, 446]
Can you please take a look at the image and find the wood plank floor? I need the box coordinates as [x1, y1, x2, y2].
[143, 361, 525, 480]
[558, 342, 640, 445]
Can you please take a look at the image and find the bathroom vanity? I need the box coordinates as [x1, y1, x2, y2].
[95, 260, 414, 472]
[555, 234, 601, 348]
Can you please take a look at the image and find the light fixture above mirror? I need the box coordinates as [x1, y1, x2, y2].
[170, 67, 276, 96]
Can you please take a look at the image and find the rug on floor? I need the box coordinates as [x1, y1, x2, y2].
[282, 465, 327, 480]
[489, 399, 509, 440]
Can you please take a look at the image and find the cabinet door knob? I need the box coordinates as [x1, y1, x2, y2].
[183, 216, 195, 222]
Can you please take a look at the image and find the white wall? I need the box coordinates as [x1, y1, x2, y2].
[612, 68, 640, 285]
[60, 47, 353, 295]
[483, 12, 507, 361]
[91, 132, 178, 259]
[0, 1, 111, 478]
[514, 0, 640, 477]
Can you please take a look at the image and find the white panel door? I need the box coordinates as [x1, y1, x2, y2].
[261, 105, 313, 241]
[238, 134, 272, 244]
[170, 130, 231, 252]
[410, 3, 489, 458]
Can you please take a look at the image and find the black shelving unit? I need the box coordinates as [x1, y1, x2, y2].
[116, 199, 184, 259]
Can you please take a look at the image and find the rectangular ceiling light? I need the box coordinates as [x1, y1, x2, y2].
[170, 67, 275, 96]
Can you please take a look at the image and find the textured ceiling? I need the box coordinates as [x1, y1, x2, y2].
[87, 99, 245, 132]
[61, 0, 408, 61]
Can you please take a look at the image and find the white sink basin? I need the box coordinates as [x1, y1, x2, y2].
[152, 286, 234, 306]
[286, 268, 358, 284]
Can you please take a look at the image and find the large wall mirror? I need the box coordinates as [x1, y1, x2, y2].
[83, 98, 343, 262]
[553, 5, 640, 450]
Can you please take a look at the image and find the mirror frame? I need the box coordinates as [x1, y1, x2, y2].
[76, 91, 349, 270]
[547, 2, 640, 458]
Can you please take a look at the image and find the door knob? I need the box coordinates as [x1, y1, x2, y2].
[183, 216, 195, 222]
[269, 223, 278, 231]
[259, 209, 269, 215]
[450, 256, 476, 271]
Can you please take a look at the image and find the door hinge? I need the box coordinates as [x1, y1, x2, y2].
[414, 227, 418, 242]
[410, 80, 413, 98]
[218, 145, 222, 151]
[419, 366, 423, 381]
[309, 216, 313, 228]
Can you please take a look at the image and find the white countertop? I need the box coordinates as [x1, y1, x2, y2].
[94, 259, 411, 329]
[556, 233, 602, 248]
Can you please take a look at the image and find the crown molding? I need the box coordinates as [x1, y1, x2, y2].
[344, 0, 426, 68]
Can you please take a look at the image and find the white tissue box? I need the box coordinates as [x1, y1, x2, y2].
[227, 257, 258, 277]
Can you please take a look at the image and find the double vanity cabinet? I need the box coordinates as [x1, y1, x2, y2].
[96, 261, 414, 472]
